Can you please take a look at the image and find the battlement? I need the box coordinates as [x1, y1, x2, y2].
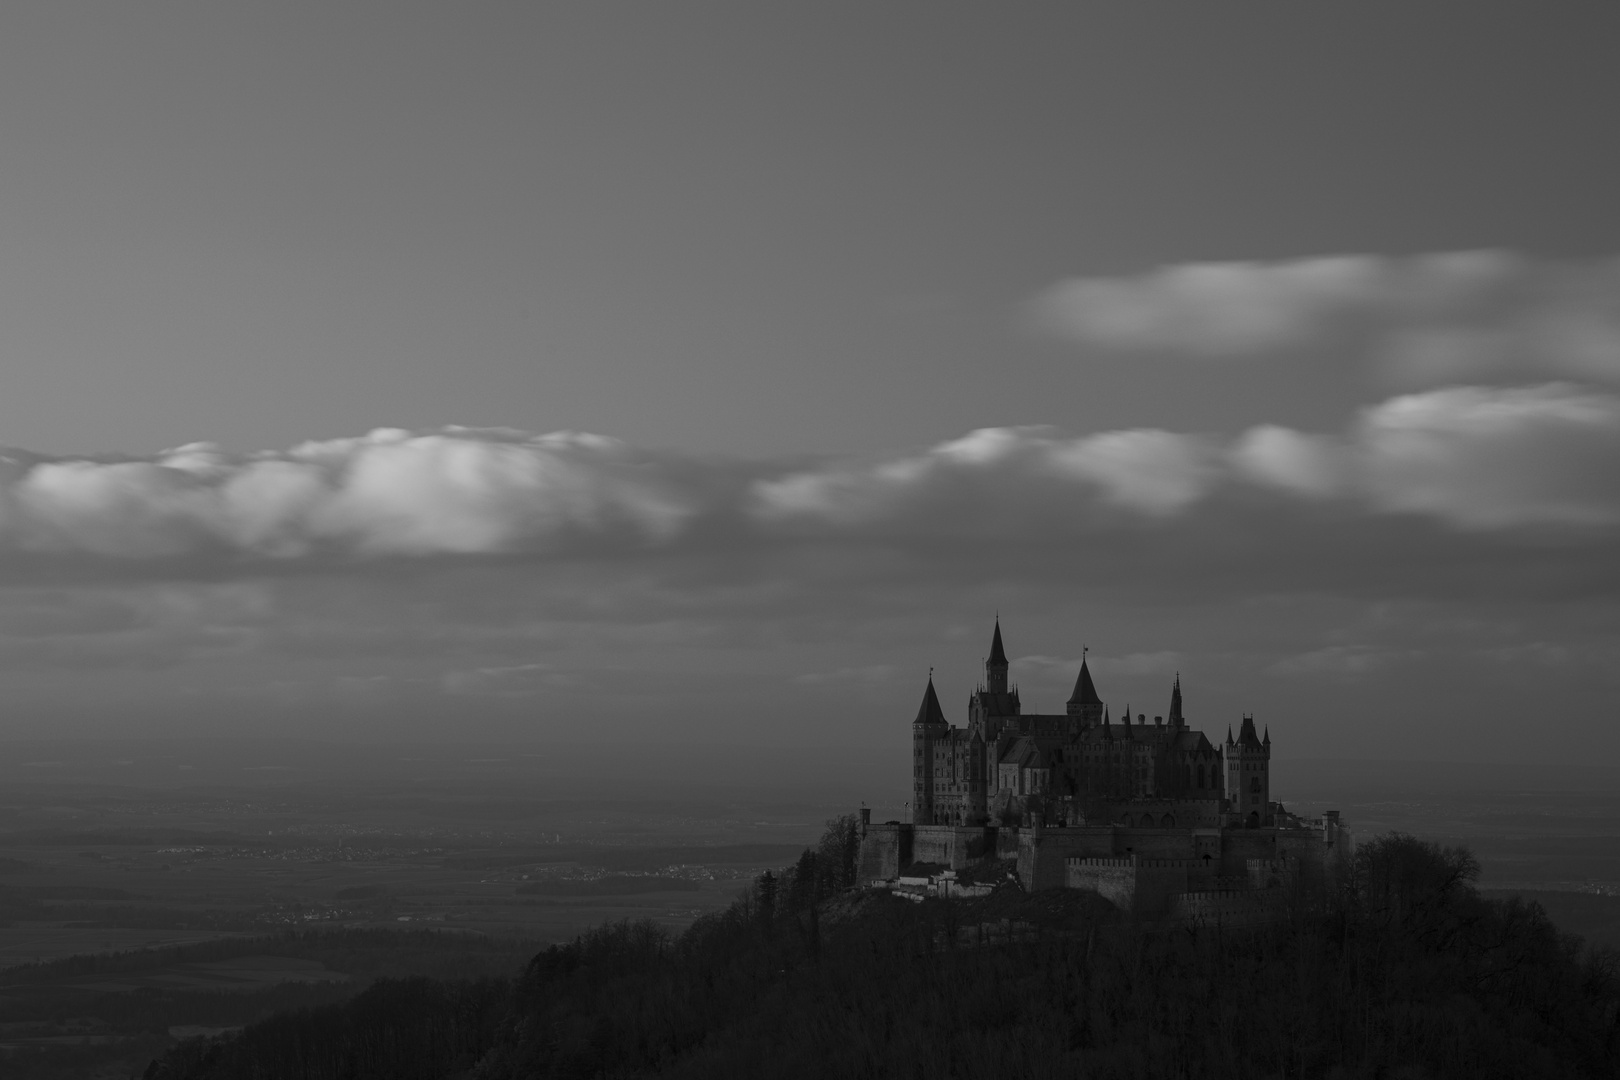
[1172, 889, 1281, 926]
[1067, 856, 1201, 870]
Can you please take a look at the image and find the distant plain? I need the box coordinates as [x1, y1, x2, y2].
[4, 740, 1620, 1078]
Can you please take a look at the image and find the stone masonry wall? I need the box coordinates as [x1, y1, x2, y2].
[856, 823, 911, 883]
[1067, 858, 1137, 909]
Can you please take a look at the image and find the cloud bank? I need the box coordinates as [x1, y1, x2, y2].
[0, 427, 698, 562]
[0, 384, 1616, 576]
[1028, 251, 1620, 387]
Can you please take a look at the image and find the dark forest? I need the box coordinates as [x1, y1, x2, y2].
[136, 821, 1620, 1080]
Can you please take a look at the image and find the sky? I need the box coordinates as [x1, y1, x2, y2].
[0, 4, 1617, 773]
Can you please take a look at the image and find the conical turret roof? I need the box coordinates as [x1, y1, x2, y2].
[913, 676, 947, 728]
[987, 619, 1008, 666]
[1067, 657, 1101, 706]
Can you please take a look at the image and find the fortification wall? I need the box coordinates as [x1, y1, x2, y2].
[1066, 856, 1197, 913]
[856, 823, 911, 883]
[1216, 829, 1280, 876]
[1066, 858, 1136, 909]
[1110, 799, 1224, 830]
[1112, 829, 1198, 859]
[1172, 889, 1281, 926]
[1133, 859, 1194, 914]
[1019, 828, 1118, 891]
[908, 825, 995, 870]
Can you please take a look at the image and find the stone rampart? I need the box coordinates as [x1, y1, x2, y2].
[1066, 858, 1136, 909]
[1019, 827, 1117, 891]
[856, 823, 911, 883]
[909, 825, 995, 870]
[1109, 799, 1224, 830]
[1065, 855, 1202, 913]
[1172, 889, 1281, 926]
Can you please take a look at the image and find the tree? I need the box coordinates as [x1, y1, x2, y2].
[816, 814, 861, 892]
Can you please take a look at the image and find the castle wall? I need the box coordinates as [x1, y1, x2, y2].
[1065, 856, 1198, 914]
[909, 825, 995, 870]
[1112, 828, 1198, 859]
[1216, 829, 1280, 876]
[1066, 858, 1136, 909]
[1017, 827, 1117, 890]
[856, 823, 911, 883]
[1171, 889, 1280, 926]
[1107, 798, 1223, 830]
[857, 815, 1344, 903]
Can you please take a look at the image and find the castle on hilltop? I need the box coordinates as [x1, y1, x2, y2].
[857, 620, 1348, 918]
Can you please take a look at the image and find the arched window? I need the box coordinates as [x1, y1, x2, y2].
[1250, 776, 1261, 794]
[1197, 765, 1205, 788]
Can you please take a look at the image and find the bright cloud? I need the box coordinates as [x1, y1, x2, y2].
[1356, 384, 1620, 528]
[0, 427, 699, 562]
[0, 390, 1616, 575]
[1028, 251, 1620, 386]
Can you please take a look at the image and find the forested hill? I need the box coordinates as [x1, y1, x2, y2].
[148, 830, 1620, 1080]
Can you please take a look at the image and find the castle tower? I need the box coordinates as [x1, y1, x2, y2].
[1225, 714, 1271, 827]
[912, 674, 948, 825]
[985, 618, 1009, 695]
[1065, 654, 1104, 726]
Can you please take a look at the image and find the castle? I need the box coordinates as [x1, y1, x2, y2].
[856, 620, 1348, 917]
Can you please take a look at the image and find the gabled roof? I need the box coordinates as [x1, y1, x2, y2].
[913, 676, 947, 728]
[1236, 715, 1264, 750]
[1067, 657, 1101, 706]
[987, 619, 1008, 666]
[998, 736, 1043, 768]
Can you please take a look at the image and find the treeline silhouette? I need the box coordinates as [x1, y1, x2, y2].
[0, 929, 535, 1080]
[146, 824, 1620, 1079]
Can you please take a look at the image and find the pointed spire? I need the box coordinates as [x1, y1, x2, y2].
[913, 674, 946, 728]
[1263, 725, 1271, 745]
[1237, 714, 1262, 749]
[984, 618, 1009, 694]
[1102, 705, 1112, 739]
[1168, 674, 1184, 726]
[1226, 724, 1234, 744]
[1067, 656, 1102, 706]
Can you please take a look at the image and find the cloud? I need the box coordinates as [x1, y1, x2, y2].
[0, 390, 1613, 591]
[1028, 251, 1620, 387]
[1265, 645, 1400, 678]
[0, 427, 702, 563]
[792, 664, 894, 685]
[1356, 384, 1620, 528]
[1028, 254, 1391, 354]
[749, 425, 1219, 530]
[3, 420, 1615, 755]
[1228, 426, 1347, 498]
[440, 662, 576, 697]
[1229, 385, 1620, 529]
